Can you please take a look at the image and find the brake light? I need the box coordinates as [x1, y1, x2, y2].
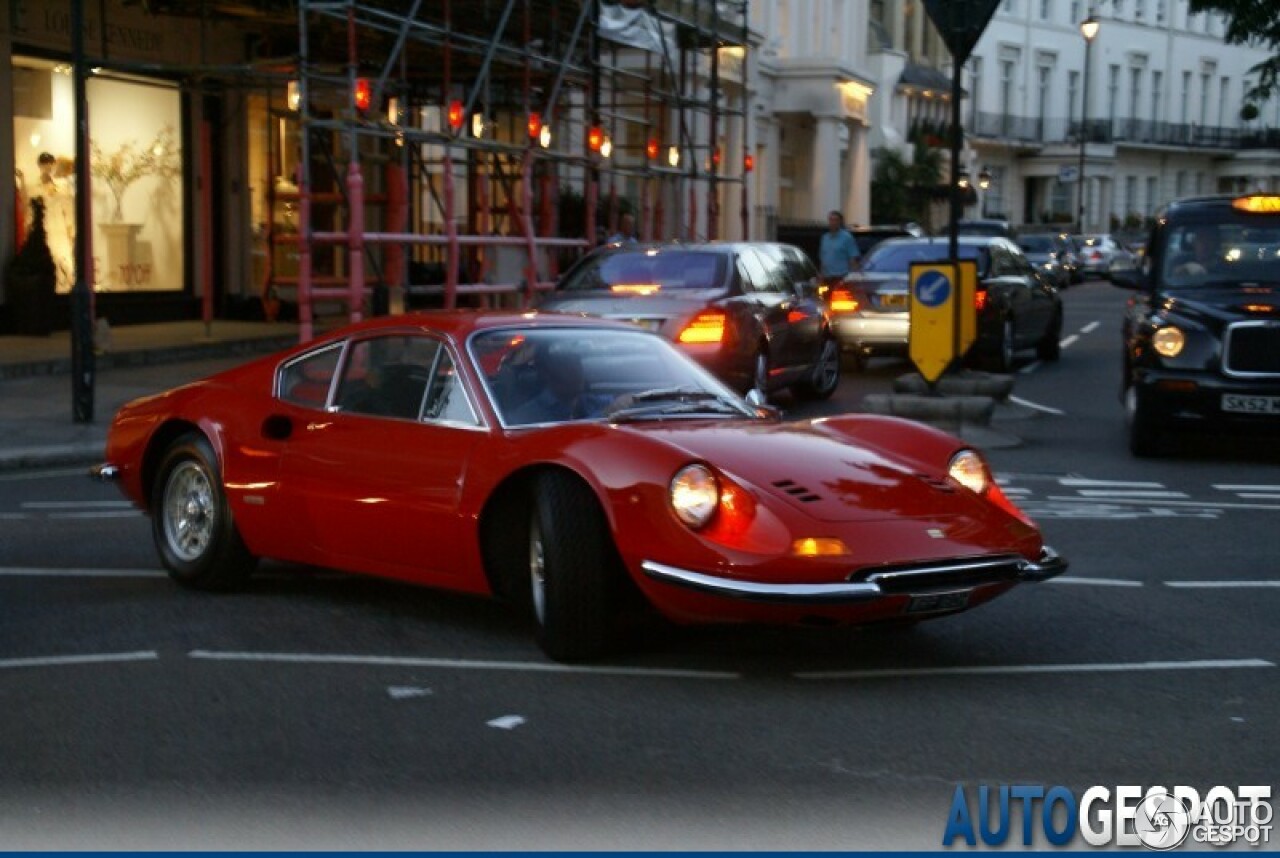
[975, 288, 988, 311]
[677, 310, 727, 344]
[829, 288, 860, 313]
[611, 284, 662, 296]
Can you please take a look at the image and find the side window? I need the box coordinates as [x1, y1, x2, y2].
[278, 342, 343, 409]
[738, 248, 780, 294]
[423, 351, 480, 426]
[336, 335, 439, 419]
[989, 245, 1012, 276]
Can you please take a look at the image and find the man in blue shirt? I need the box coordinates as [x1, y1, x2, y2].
[606, 212, 638, 245]
[818, 209, 860, 286]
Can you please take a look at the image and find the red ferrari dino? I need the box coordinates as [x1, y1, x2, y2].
[94, 311, 1065, 661]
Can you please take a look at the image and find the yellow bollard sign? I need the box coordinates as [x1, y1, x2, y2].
[909, 262, 956, 383]
[956, 259, 978, 356]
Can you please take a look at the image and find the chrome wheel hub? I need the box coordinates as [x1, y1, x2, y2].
[162, 460, 215, 562]
[529, 515, 547, 626]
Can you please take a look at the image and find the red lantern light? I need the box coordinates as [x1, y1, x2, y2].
[646, 137, 660, 160]
[587, 125, 605, 152]
[743, 153, 755, 173]
[353, 77, 371, 113]
[527, 112, 542, 140]
[712, 147, 721, 167]
[447, 99, 465, 130]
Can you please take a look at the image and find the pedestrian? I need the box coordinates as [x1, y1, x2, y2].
[606, 212, 638, 245]
[818, 209, 860, 288]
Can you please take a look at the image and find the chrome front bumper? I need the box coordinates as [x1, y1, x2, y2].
[640, 546, 1067, 603]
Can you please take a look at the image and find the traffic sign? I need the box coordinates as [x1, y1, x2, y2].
[957, 260, 978, 356]
[909, 262, 959, 384]
[921, 0, 1002, 64]
[1058, 164, 1079, 183]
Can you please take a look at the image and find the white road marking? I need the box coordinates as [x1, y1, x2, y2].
[1165, 581, 1280, 589]
[0, 651, 160, 671]
[0, 567, 165, 578]
[1019, 361, 1041, 375]
[1000, 487, 1032, 496]
[1049, 495, 1279, 512]
[21, 500, 134, 509]
[1047, 576, 1144, 587]
[1238, 493, 1280, 500]
[387, 686, 433, 700]
[1214, 484, 1280, 492]
[188, 650, 741, 680]
[47, 511, 144, 520]
[487, 715, 526, 730]
[1074, 489, 1190, 499]
[1080, 321, 1101, 334]
[795, 658, 1274, 681]
[1059, 477, 1165, 488]
[0, 513, 30, 521]
[1008, 395, 1066, 416]
[1059, 334, 1080, 348]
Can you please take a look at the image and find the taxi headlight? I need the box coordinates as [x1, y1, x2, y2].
[1152, 326, 1185, 358]
[948, 449, 989, 494]
[670, 464, 719, 529]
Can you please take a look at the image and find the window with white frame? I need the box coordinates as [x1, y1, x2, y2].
[1151, 70, 1163, 125]
[1125, 176, 1137, 217]
[1108, 64, 1121, 124]
[969, 57, 984, 128]
[1070, 0, 1082, 23]
[1129, 66, 1143, 124]
[1155, 0, 1165, 23]
[1069, 71, 1081, 132]
[1218, 77, 1229, 129]
[1199, 70, 1212, 126]
[1040, 0, 1051, 19]
[1180, 70, 1191, 124]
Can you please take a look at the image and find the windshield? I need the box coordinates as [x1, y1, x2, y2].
[861, 242, 987, 275]
[469, 327, 754, 427]
[1018, 235, 1057, 253]
[1161, 218, 1280, 288]
[559, 249, 728, 292]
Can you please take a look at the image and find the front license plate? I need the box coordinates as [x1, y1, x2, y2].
[1221, 394, 1280, 415]
[905, 590, 971, 614]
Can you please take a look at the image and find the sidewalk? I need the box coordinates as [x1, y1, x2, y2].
[0, 320, 306, 472]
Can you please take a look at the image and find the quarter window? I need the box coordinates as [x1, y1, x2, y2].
[278, 342, 343, 409]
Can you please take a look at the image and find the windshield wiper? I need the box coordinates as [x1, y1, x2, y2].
[605, 395, 749, 423]
[617, 385, 725, 405]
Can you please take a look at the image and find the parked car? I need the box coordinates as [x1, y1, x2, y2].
[539, 242, 840, 401]
[1109, 194, 1280, 456]
[830, 236, 1064, 372]
[956, 218, 1015, 238]
[1017, 232, 1074, 289]
[92, 311, 1067, 661]
[1073, 233, 1126, 277]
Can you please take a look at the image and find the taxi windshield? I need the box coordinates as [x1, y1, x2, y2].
[1161, 217, 1280, 288]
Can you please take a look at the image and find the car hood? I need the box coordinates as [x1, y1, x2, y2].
[1164, 286, 1280, 328]
[539, 291, 723, 319]
[623, 419, 980, 523]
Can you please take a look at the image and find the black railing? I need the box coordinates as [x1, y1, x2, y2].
[971, 110, 1280, 150]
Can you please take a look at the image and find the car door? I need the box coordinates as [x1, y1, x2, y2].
[737, 246, 804, 382]
[278, 333, 487, 583]
[986, 242, 1035, 345]
[1007, 241, 1056, 339]
[776, 244, 827, 352]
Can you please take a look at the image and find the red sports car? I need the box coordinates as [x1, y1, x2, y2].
[95, 311, 1066, 661]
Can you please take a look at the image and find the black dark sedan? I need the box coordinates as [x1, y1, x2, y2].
[1110, 194, 1280, 456]
[831, 236, 1063, 372]
[538, 242, 840, 401]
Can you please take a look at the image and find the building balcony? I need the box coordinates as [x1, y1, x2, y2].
[968, 111, 1280, 151]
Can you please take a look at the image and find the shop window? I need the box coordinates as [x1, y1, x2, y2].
[12, 56, 185, 294]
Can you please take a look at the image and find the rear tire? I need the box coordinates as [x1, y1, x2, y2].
[151, 433, 257, 591]
[795, 337, 841, 400]
[990, 316, 1016, 373]
[529, 471, 620, 662]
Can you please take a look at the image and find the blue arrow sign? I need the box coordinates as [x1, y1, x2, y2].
[914, 270, 951, 308]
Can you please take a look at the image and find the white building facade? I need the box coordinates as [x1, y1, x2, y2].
[966, 0, 1280, 232]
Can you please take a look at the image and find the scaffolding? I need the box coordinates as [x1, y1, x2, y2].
[272, 0, 752, 340]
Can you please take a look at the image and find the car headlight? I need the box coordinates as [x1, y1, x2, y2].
[948, 449, 989, 494]
[1152, 326, 1185, 358]
[670, 464, 719, 529]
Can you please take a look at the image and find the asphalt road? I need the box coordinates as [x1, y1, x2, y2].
[2, 281, 1277, 849]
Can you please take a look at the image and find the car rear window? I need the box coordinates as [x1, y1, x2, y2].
[1018, 235, 1056, 252]
[560, 250, 727, 291]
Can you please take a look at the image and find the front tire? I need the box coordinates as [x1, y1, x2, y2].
[151, 433, 257, 591]
[1125, 384, 1162, 457]
[795, 336, 841, 400]
[529, 471, 620, 662]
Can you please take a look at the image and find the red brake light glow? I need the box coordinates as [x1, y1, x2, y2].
[974, 288, 988, 311]
[677, 311, 727, 344]
[829, 288, 859, 313]
[611, 284, 662, 295]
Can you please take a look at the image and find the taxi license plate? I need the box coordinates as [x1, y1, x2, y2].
[1222, 394, 1280, 415]
[905, 590, 971, 614]
[879, 293, 908, 310]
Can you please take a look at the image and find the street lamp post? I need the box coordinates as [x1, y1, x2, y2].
[1077, 15, 1100, 234]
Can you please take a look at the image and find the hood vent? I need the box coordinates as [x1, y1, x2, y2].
[772, 478, 821, 503]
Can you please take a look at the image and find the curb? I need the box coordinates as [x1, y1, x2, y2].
[0, 334, 300, 381]
[0, 441, 105, 474]
[892, 371, 1016, 401]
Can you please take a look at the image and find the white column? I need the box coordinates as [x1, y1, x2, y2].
[812, 115, 843, 220]
[844, 123, 871, 226]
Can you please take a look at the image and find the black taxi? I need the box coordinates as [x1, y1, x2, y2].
[1110, 194, 1280, 455]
